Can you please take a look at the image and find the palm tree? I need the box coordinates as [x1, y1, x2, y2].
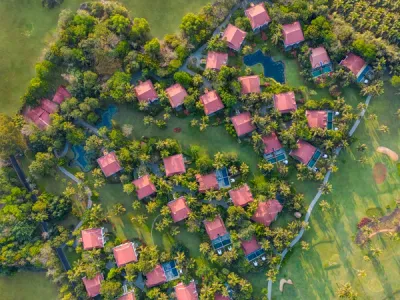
[336, 282, 358, 299]
[319, 182, 333, 194]
[379, 125, 389, 133]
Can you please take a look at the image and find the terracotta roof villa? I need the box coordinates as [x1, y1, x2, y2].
[97, 151, 123, 177]
[163, 154, 186, 176]
[306, 110, 328, 129]
[273, 91, 297, 113]
[81, 228, 105, 250]
[53, 86, 71, 104]
[132, 174, 156, 200]
[231, 112, 256, 137]
[145, 261, 180, 288]
[82, 273, 103, 298]
[165, 83, 187, 109]
[134, 80, 158, 103]
[282, 21, 304, 49]
[196, 172, 219, 192]
[252, 200, 283, 226]
[118, 292, 136, 300]
[113, 242, 138, 267]
[290, 139, 322, 169]
[168, 197, 191, 223]
[204, 216, 232, 252]
[245, 3, 271, 31]
[175, 281, 199, 300]
[40, 98, 59, 114]
[262, 132, 287, 164]
[206, 52, 228, 70]
[239, 75, 261, 94]
[241, 236, 265, 263]
[310, 47, 333, 77]
[229, 184, 254, 207]
[200, 90, 225, 116]
[340, 53, 371, 82]
[222, 24, 247, 51]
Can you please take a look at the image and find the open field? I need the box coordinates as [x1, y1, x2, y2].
[0, 0, 210, 116]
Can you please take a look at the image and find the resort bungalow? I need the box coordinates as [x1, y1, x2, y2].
[167, 196, 191, 223]
[273, 91, 297, 113]
[290, 139, 322, 169]
[282, 21, 304, 50]
[196, 172, 219, 193]
[200, 90, 225, 116]
[204, 216, 232, 254]
[165, 83, 188, 110]
[262, 132, 287, 164]
[245, 3, 271, 31]
[231, 112, 256, 137]
[145, 261, 180, 288]
[310, 47, 333, 77]
[82, 273, 103, 298]
[306, 110, 335, 130]
[163, 154, 186, 177]
[118, 292, 136, 300]
[132, 174, 157, 200]
[134, 80, 158, 103]
[40, 98, 59, 114]
[206, 52, 228, 71]
[222, 24, 247, 51]
[97, 151, 123, 177]
[81, 227, 105, 250]
[238, 75, 261, 94]
[175, 281, 199, 300]
[251, 200, 283, 226]
[24, 106, 52, 130]
[215, 294, 231, 300]
[340, 53, 372, 83]
[52, 86, 71, 104]
[229, 184, 254, 207]
[241, 236, 265, 265]
[113, 242, 138, 267]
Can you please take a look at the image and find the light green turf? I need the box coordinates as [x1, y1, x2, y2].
[0, 272, 58, 300]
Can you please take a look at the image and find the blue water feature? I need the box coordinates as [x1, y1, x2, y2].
[243, 50, 285, 83]
[71, 145, 91, 172]
[96, 105, 118, 129]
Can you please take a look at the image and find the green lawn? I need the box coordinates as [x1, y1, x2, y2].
[271, 80, 400, 300]
[0, 272, 58, 300]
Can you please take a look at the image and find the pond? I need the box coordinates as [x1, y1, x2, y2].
[71, 144, 92, 172]
[96, 105, 118, 129]
[244, 50, 285, 83]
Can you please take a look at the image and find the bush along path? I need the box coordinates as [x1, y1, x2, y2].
[267, 94, 372, 300]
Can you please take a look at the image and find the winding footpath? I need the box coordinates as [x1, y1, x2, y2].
[267, 95, 372, 300]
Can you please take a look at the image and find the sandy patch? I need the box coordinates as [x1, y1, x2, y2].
[279, 279, 293, 292]
[376, 147, 399, 161]
[373, 163, 387, 184]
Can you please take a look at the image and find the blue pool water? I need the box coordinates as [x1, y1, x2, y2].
[71, 145, 91, 172]
[96, 105, 118, 129]
[243, 50, 285, 83]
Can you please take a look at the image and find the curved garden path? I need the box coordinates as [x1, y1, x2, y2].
[267, 95, 372, 299]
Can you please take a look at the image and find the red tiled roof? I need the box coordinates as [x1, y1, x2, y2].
[241, 236, 261, 256]
[163, 154, 186, 176]
[306, 110, 328, 128]
[196, 173, 219, 192]
[113, 242, 138, 267]
[215, 294, 230, 300]
[145, 264, 167, 288]
[97, 151, 122, 177]
[52, 86, 71, 104]
[239, 75, 261, 94]
[222, 24, 247, 51]
[132, 175, 156, 200]
[245, 3, 271, 30]
[231, 112, 256, 136]
[134, 80, 158, 102]
[290, 139, 317, 165]
[262, 132, 282, 154]
[310, 47, 330, 69]
[165, 83, 187, 108]
[206, 52, 228, 70]
[82, 273, 103, 298]
[81, 228, 104, 250]
[229, 184, 254, 207]
[118, 292, 136, 300]
[175, 281, 198, 300]
[40, 98, 59, 114]
[23, 106, 51, 130]
[204, 216, 228, 240]
[340, 53, 367, 77]
[282, 21, 304, 46]
[273, 91, 297, 113]
[168, 197, 191, 223]
[200, 90, 225, 115]
[251, 200, 283, 226]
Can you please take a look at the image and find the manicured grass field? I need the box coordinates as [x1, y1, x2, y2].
[271, 80, 400, 299]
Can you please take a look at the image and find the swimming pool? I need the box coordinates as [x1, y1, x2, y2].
[96, 105, 118, 129]
[243, 50, 285, 83]
[311, 64, 333, 78]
